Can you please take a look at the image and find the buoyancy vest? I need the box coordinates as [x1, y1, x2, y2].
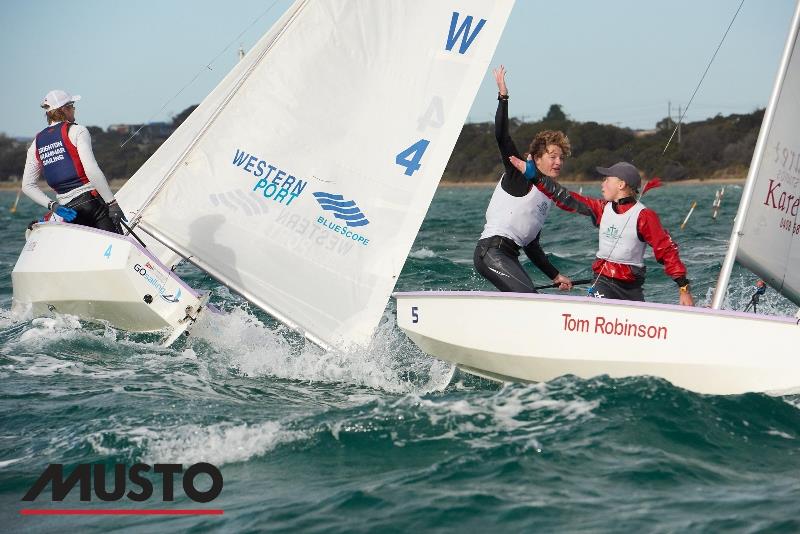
[596, 201, 647, 267]
[35, 122, 88, 194]
[480, 178, 553, 246]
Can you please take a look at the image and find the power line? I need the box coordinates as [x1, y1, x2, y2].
[663, 0, 746, 153]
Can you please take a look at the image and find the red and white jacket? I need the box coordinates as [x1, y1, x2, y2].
[528, 174, 689, 287]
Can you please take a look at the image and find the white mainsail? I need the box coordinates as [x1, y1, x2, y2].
[117, 0, 514, 349]
[713, 0, 800, 307]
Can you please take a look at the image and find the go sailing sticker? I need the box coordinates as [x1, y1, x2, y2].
[313, 191, 371, 247]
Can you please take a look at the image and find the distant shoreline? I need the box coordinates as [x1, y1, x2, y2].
[0, 176, 745, 192]
[438, 176, 745, 188]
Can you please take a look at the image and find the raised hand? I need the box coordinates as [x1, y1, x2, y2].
[493, 64, 508, 96]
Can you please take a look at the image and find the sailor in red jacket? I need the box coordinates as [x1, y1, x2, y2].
[510, 158, 694, 305]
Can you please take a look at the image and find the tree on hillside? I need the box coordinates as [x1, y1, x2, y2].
[0, 134, 27, 180]
[656, 116, 676, 132]
[172, 105, 199, 128]
[544, 104, 567, 122]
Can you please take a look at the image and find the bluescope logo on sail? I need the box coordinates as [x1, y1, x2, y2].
[312, 192, 371, 247]
[234, 149, 307, 205]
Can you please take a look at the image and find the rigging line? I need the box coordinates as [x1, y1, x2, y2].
[662, 0, 746, 154]
[120, 0, 283, 148]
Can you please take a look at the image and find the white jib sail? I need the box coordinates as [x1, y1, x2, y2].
[717, 0, 800, 306]
[118, 0, 514, 349]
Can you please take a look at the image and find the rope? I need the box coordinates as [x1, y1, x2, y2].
[588, 3, 746, 295]
[662, 0, 746, 154]
[120, 0, 283, 148]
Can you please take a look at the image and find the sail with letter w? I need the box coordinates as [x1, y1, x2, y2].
[116, 0, 515, 349]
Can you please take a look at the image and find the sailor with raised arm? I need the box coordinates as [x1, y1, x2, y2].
[474, 65, 573, 293]
[510, 156, 694, 305]
[22, 89, 126, 233]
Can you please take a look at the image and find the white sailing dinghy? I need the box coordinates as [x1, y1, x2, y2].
[395, 0, 800, 395]
[12, 0, 514, 348]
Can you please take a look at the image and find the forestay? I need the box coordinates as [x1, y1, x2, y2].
[732, 1, 800, 305]
[117, 0, 514, 349]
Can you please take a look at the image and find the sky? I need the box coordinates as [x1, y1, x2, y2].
[0, 0, 795, 138]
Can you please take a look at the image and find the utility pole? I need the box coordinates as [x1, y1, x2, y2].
[677, 104, 682, 144]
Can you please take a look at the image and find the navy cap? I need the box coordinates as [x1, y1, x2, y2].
[596, 162, 641, 191]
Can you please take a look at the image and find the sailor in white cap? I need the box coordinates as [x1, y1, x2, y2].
[21, 89, 125, 233]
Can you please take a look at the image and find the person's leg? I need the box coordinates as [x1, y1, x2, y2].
[590, 275, 644, 301]
[66, 193, 120, 234]
[474, 240, 536, 293]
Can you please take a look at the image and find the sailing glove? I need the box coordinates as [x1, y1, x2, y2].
[524, 159, 538, 179]
[47, 200, 77, 222]
[107, 200, 127, 230]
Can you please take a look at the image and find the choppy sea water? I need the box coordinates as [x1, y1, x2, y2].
[1, 185, 799, 532]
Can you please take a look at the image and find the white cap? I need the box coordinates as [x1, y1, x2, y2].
[41, 89, 81, 112]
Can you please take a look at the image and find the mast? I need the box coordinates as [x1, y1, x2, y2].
[711, 0, 800, 309]
[128, 1, 308, 228]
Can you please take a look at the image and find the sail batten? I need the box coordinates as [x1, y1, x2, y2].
[118, 0, 514, 348]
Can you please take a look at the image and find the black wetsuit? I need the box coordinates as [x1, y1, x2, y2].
[473, 97, 560, 293]
[65, 191, 120, 234]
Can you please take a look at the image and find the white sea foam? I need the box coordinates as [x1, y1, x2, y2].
[17, 314, 84, 343]
[766, 429, 794, 440]
[324, 382, 598, 452]
[6, 353, 79, 376]
[0, 457, 24, 468]
[0, 307, 20, 329]
[701, 273, 797, 316]
[409, 247, 437, 259]
[141, 421, 303, 465]
[190, 305, 454, 394]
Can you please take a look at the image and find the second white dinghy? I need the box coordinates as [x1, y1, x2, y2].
[394, 292, 800, 395]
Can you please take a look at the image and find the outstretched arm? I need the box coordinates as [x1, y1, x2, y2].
[493, 65, 532, 197]
[509, 154, 604, 225]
